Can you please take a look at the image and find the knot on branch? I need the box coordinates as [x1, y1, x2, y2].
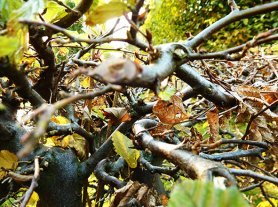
[171, 44, 192, 61]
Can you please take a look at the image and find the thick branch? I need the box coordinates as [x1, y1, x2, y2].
[133, 119, 236, 185]
[29, 32, 56, 101]
[176, 64, 237, 107]
[94, 159, 125, 189]
[48, 0, 94, 34]
[0, 59, 45, 108]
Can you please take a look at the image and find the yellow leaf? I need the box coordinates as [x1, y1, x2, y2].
[51, 116, 70, 125]
[43, 1, 68, 23]
[27, 191, 39, 207]
[62, 134, 88, 161]
[0, 36, 20, 57]
[86, 1, 128, 26]
[80, 76, 92, 88]
[44, 138, 56, 147]
[0, 150, 18, 180]
[112, 131, 140, 168]
[257, 198, 278, 207]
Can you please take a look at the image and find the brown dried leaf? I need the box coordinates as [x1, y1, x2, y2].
[111, 181, 160, 207]
[89, 58, 142, 83]
[104, 107, 131, 124]
[153, 95, 189, 124]
[261, 91, 278, 105]
[236, 102, 252, 123]
[207, 107, 220, 142]
[236, 85, 261, 98]
[247, 117, 275, 142]
[219, 110, 231, 129]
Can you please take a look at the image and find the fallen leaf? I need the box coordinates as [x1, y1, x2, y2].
[51, 116, 70, 125]
[153, 95, 189, 124]
[104, 107, 131, 124]
[207, 107, 220, 142]
[0, 150, 18, 180]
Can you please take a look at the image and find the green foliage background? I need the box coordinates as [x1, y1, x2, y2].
[144, 0, 278, 51]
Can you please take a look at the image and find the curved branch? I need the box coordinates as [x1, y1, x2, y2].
[94, 159, 125, 189]
[230, 169, 278, 185]
[29, 31, 56, 101]
[186, 2, 278, 49]
[48, 0, 94, 34]
[188, 33, 278, 60]
[140, 152, 179, 175]
[199, 148, 266, 161]
[176, 64, 237, 107]
[133, 119, 236, 186]
[47, 122, 96, 142]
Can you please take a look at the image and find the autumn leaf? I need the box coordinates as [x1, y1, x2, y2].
[0, 36, 20, 57]
[80, 76, 93, 88]
[153, 95, 189, 124]
[51, 116, 70, 125]
[88, 58, 142, 84]
[85, 0, 128, 26]
[112, 131, 140, 168]
[43, 1, 68, 23]
[0, 150, 18, 180]
[27, 191, 39, 207]
[158, 85, 176, 101]
[207, 107, 220, 142]
[62, 134, 89, 161]
[104, 107, 131, 124]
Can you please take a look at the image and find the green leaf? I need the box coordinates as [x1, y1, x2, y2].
[168, 180, 250, 207]
[112, 131, 140, 168]
[10, 0, 45, 21]
[0, 0, 23, 22]
[85, 0, 128, 26]
[0, 36, 20, 57]
[158, 85, 176, 101]
[43, 1, 68, 23]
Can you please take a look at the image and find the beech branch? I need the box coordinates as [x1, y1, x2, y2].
[20, 157, 40, 207]
[0, 59, 45, 108]
[185, 2, 278, 49]
[94, 159, 125, 189]
[230, 169, 278, 185]
[176, 64, 236, 107]
[18, 85, 115, 158]
[133, 119, 236, 186]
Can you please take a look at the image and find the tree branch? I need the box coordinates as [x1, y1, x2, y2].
[133, 119, 236, 186]
[176, 64, 237, 107]
[47, 0, 94, 34]
[230, 168, 278, 185]
[0, 59, 45, 108]
[185, 2, 278, 49]
[94, 159, 125, 189]
[20, 157, 40, 207]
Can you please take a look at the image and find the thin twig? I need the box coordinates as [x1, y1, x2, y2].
[20, 157, 40, 207]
